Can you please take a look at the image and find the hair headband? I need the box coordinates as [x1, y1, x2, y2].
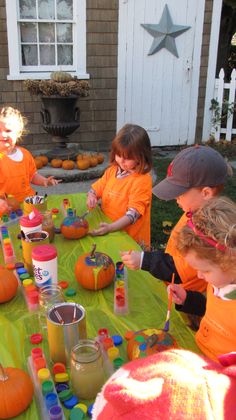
[186, 213, 227, 252]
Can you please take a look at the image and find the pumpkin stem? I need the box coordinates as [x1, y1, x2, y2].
[0, 363, 8, 381]
[90, 243, 97, 258]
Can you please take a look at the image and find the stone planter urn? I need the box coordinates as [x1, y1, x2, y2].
[40, 95, 80, 160]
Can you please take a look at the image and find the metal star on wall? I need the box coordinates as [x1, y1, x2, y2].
[141, 4, 191, 58]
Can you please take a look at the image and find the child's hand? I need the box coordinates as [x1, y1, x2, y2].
[0, 198, 10, 215]
[45, 176, 62, 187]
[167, 284, 187, 305]
[89, 222, 111, 236]
[87, 192, 98, 209]
[120, 251, 141, 270]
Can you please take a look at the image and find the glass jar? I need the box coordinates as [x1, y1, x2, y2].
[39, 285, 65, 329]
[42, 211, 55, 242]
[70, 339, 106, 400]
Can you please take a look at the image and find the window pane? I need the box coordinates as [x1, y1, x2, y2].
[40, 45, 55, 64]
[19, 0, 36, 19]
[20, 23, 37, 42]
[38, 0, 55, 19]
[57, 0, 73, 20]
[39, 23, 55, 42]
[58, 44, 72, 65]
[22, 45, 38, 65]
[57, 23, 72, 42]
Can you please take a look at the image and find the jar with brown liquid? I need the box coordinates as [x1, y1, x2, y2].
[42, 211, 55, 242]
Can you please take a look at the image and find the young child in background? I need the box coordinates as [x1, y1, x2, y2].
[169, 196, 236, 361]
[0, 106, 61, 214]
[87, 124, 153, 248]
[121, 145, 231, 293]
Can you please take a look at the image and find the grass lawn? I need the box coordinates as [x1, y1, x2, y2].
[151, 157, 236, 249]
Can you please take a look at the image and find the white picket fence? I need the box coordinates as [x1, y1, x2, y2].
[211, 68, 236, 141]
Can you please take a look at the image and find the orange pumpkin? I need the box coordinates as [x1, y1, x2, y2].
[0, 269, 18, 303]
[77, 157, 90, 170]
[75, 244, 115, 290]
[125, 328, 178, 361]
[89, 155, 98, 167]
[97, 153, 104, 164]
[0, 363, 34, 419]
[51, 159, 63, 168]
[38, 155, 49, 166]
[34, 157, 43, 169]
[62, 160, 75, 170]
[61, 214, 89, 239]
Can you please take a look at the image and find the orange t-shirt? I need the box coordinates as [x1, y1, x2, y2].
[196, 284, 236, 361]
[165, 213, 207, 292]
[91, 165, 152, 247]
[0, 147, 36, 202]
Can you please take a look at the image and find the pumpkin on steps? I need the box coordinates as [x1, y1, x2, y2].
[0, 269, 18, 303]
[77, 157, 90, 170]
[61, 212, 89, 239]
[51, 159, 63, 168]
[97, 153, 104, 164]
[62, 160, 75, 170]
[75, 244, 115, 290]
[89, 155, 98, 167]
[38, 155, 48, 166]
[0, 363, 33, 419]
[34, 157, 44, 169]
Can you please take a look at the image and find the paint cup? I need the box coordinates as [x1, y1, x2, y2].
[21, 231, 50, 275]
[23, 195, 47, 215]
[47, 302, 87, 366]
[32, 244, 58, 287]
[20, 210, 43, 235]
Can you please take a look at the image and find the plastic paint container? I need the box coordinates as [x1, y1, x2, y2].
[32, 244, 58, 287]
[20, 212, 43, 235]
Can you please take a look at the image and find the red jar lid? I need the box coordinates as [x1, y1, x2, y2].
[20, 212, 43, 227]
[32, 244, 57, 261]
[31, 347, 43, 360]
[28, 290, 39, 304]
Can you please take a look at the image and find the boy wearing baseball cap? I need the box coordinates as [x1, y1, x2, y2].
[121, 145, 231, 293]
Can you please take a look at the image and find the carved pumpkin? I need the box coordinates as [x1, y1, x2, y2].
[0, 363, 34, 419]
[51, 159, 63, 168]
[62, 160, 75, 170]
[38, 155, 49, 166]
[61, 214, 89, 239]
[125, 328, 178, 361]
[77, 157, 90, 170]
[0, 269, 18, 303]
[75, 244, 115, 290]
[34, 157, 43, 169]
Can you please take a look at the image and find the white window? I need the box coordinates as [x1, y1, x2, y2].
[6, 0, 89, 80]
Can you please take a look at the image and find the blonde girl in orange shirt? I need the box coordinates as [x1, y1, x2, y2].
[0, 106, 61, 214]
[169, 196, 236, 361]
[87, 124, 153, 248]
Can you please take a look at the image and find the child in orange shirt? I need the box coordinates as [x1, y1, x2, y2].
[0, 106, 61, 213]
[86, 124, 153, 248]
[121, 145, 231, 293]
[169, 196, 236, 361]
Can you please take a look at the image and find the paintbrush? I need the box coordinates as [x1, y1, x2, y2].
[72, 305, 77, 322]
[163, 273, 175, 332]
[54, 310, 64, 325]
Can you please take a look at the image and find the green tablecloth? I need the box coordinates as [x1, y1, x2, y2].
[0, 193, 199, 419]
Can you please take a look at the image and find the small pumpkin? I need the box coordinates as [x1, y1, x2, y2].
[0, 363, 34, 419]
[97, 153, 104, 164]
[61, 213, 89, 239]
[62, 160, 75, 170]
[38, 155, 49, 166]
[89, 155, 98, 167]
[34, 157, 44, 169]
[51, 159, 63, 168]
[77, 157, 90, 170]
[0, 269, 18, 303]
[6, 195, 20, 212]
[75, 244, 115, 290]
[125, 328, 178, 361]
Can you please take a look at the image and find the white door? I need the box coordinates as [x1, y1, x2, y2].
[117, 0, 205, 146]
